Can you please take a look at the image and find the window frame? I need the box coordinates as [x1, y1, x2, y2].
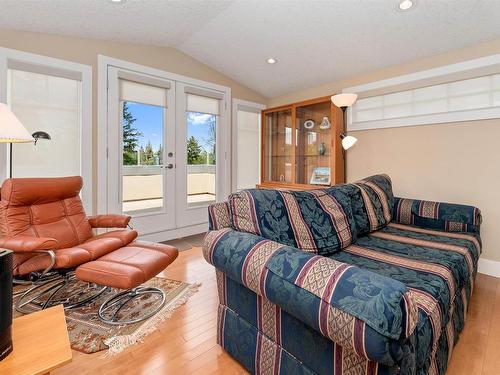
[344, 53, 500, 131]
[0, 47, 92, 213]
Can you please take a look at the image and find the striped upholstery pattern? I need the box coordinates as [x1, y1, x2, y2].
[392, 197, 482, 234]
[204, 173, 482, 375]
[208, 202, 232, 230]
[331, 222, 480, 375]
[228, 188, 356, 255]
[217, 281, 399, 375]
[352, 174, 395, 233]
[203, 228, 418, 366]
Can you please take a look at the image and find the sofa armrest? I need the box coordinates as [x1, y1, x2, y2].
[393, 197, 482, 234]
[208, 202, 231, 230]
[87, 214, 131, 229]
[203, 228, 417, 366]
[0, 235, 59, 252]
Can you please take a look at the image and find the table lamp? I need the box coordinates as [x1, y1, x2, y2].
[0, 103, 34, 178]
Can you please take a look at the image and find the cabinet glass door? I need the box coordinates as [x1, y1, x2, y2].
[263, 108, 293, 183]
[295, 101, 332, 185]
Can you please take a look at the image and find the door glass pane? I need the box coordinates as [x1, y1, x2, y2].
[264, 109, 292, 183]
[186, 111, 216, 208]
[236, 110, 260, 190]
[9, 69, 81, 177]
[121, 101, 164, 214]
[295, 102, 331, 185]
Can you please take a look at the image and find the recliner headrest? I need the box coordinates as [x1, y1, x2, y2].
[1, 176, 83, 206]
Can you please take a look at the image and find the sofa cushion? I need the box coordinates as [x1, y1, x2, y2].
[329, 174, 394, 235]
[229, 188, 356, 255]
[393, 197, 482, 234]
[330, 222, 480, 374]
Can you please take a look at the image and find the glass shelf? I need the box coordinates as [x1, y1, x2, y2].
[295, 100, 332, 185]
[261, 97, 343, 188]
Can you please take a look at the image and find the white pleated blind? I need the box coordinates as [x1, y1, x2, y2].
[352, 73, 500, 124]
[186, 94, 220, 115]
[120, 79, 168, 107]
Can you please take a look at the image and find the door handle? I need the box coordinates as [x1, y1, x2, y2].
[166, 163, 174, 169]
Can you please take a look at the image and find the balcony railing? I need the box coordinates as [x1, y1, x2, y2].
[122, 164, 216, 213]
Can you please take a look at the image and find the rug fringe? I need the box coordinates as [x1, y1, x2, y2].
[103, 282, 201, 356]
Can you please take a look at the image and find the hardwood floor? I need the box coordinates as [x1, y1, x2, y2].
[54, 246, 500, 375]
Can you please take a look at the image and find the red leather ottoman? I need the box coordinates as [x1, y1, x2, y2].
[75, 242, 178, 324]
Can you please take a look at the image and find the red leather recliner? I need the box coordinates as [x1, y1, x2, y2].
[0, 176, 178, 323]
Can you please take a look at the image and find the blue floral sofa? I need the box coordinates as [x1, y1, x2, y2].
[203, 174, 481, 375]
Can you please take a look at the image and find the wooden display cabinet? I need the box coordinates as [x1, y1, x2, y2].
[259, 96, 344, 190]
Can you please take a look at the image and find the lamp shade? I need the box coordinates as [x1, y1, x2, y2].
[341, 135, 358, 150]
[331, 93, 358, 108]
[0, 103, 33, 143]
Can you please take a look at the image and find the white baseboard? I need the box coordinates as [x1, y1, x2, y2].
[138, 222, 208, 245]
[478, 258, 500, 278]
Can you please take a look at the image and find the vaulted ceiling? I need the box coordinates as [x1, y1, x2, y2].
[1, 0, 500, 98]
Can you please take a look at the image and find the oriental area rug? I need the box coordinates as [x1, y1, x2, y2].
[13, 277, 200, 355]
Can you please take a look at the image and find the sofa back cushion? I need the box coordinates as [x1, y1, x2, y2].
[327, 174, 394, 235]
[353, 174, 394, 233]
[229, 188, 356, 255]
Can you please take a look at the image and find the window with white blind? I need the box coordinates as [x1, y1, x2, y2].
[347, 54, 500, 130]
[0, 47, 92, 212]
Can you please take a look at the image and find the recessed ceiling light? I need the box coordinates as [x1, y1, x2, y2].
[110, 0, 124, 3]
[398, 0, 414, 10]
[266, 58, 277, 64]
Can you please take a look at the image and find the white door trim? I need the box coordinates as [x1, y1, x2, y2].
[0, 47, 92, 213]
[231, 98, 266, 192]
[97, 55, 231, 239]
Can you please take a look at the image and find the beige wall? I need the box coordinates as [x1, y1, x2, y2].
[0, 28, 267, 212]
[269, 39, 500, 262]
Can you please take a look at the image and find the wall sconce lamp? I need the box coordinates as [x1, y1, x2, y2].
[32, 131, 51, 145]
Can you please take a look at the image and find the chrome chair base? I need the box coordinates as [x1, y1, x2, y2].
[15, 273, 107, 314]
[98, 286, 166, 325]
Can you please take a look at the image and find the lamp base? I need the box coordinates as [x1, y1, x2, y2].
[0, 250, 13, 362]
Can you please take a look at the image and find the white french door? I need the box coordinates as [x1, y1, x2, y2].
[107, 66, 176, 234]
[103, 58, 231, 239]
[175, 82, 228, 227]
